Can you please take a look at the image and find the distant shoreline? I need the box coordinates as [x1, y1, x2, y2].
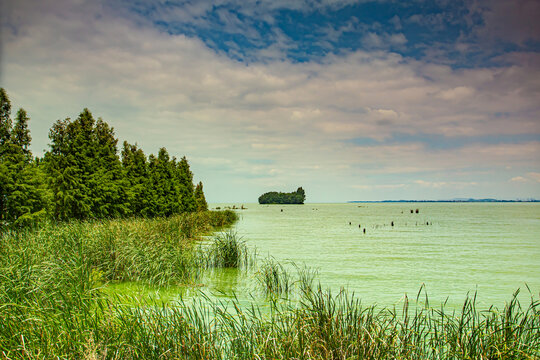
[348, 199, 539, 203]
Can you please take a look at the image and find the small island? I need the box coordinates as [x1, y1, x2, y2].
[258, 187, 306, 204]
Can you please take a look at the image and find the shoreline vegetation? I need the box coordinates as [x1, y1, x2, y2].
[1, 214, 539, 358]
[258, 187, 306, 204]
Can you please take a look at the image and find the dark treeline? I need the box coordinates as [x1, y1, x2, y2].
[258, 187, 306, 204]
[0, 88, 207, 227]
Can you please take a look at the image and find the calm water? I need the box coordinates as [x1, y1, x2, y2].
[205, 202, 540, 309]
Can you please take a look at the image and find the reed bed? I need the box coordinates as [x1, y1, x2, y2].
[0, 210, 238, 288]
[3, 281, 537, 359]
[255, 260, 319, 301]
[257, 258, 293, 298]
[200, 231, 254, 269]
[1, 212, 539, 359]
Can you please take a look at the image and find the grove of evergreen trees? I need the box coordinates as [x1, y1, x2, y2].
[0, 88, 208, 228]
[258, 187, 306, 204]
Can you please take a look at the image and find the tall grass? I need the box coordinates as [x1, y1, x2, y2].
[256, 260, 318, 300]
[202, 231, 254, 269]
[4, 281, 536, 359]
[257, 258, 293, 298]
[1, 211, 539, 359]
[0, 210, 238, 288]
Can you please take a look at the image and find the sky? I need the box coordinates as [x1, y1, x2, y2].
[1, 0, 539, 202]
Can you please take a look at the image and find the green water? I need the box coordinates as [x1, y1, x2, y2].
[207, 202, 540, 308]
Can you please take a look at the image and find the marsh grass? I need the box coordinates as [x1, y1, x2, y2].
[6, 281, 536, 359]
[256, 258, 293, 298]
[0, 210, 238, 288]
[255, 260, 318, 301]
[201, 231, 254, 269]
[1, 211, 539, 359]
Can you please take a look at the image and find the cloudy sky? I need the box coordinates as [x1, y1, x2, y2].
[1, 0, 539, 202]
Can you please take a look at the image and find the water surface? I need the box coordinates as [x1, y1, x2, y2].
[210, 202, 540, 308]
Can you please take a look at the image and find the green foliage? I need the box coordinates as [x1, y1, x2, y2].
[0, 88, 11, 151]
[195, 181, 208, 211]
[204, 231, 252, 268]
[0, 90, 50, 227]
[121, 141, 148, 215]
[0, 87, 207, 227]
[258, 187, 306, 204]
[257, 258, 292, 297]
[44, 109, 128, 220]
[176, 156, 196, 212]
[0, 213, 240, 358]
[11, 109, 32, 162]
[135, 149, 198, 218]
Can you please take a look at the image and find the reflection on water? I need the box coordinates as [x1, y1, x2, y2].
[203, 268, 243, 297]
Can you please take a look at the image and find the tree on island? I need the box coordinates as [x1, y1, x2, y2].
[258, 187, 306, 204]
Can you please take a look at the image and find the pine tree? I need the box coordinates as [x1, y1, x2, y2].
[45, 117, 89, 220]
[44, 109, 126, 220]
[0, 97, 50, 226]
[0, 88, 11, 153]
[143, 154, 159, 217]
[0, 89, 12, 222]
[194, 181, 208, 211]
[155, 148, 176, 216]
[122, 141, 147, 216]
[89, 118, 128, 218]
[176, 156, 196, 212]
[12, 109, 32, 163]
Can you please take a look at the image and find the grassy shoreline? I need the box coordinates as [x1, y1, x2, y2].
[1, 213, 539, 359]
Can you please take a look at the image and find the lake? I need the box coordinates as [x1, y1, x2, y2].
[204, 202, 540, 309]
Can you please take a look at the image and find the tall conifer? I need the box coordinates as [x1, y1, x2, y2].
[89, 118, 127, 217]
[194, 181, 208, 211]
[0, 97, 50, 225]
[45, 109, 126, 220]
[176, 156, 196, 212]
[45, 117, 89, 219]
[144, 154, 159, 217]
[0, 89, 12, 221]
[12, 109, 32, 163]
[0, 88, 11, 152]
[122, 141, 147, 216]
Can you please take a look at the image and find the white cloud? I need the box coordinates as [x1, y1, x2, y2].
[435, 86, 475, 101]
[362, 32, 407, 49]
[351, 184, 407, 190]
[414, 180, 478, 189]
[510, 176, 528, 183]
[527, 172, 540, 183]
